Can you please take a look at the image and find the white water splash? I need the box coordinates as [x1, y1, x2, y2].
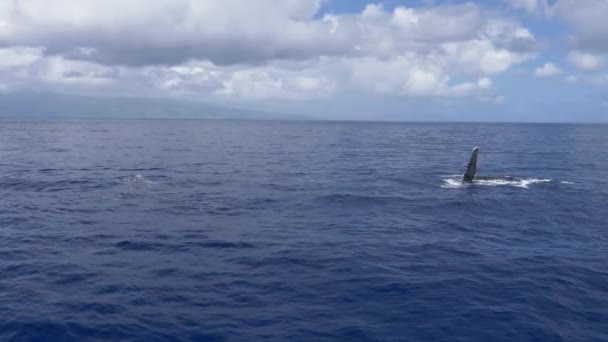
[115, 174, 174, 187]
[441, 176, 553, 189]
[119, 174, 158, 185]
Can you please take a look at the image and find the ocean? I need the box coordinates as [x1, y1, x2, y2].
[0, 119, 606, 341]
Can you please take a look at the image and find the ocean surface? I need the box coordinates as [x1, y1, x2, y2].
[0, 119, 607, 341]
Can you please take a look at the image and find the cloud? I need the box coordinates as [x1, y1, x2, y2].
[0, 0, 336, 66]
[567, 51, 604, 70]
[348, 56, 495, 97]
[0, 47, 43, 68]
[0, 1, 537, 101]
[552, 0, 608, 52]
[534, 63, 561, 77]
[477, 77, 492, 89]
[0, 1, 536, 66]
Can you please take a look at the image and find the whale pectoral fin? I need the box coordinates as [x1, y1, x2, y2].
[463, 147, 479, 182]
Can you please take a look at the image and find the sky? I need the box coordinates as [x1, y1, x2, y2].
[0, 0, 607, 122]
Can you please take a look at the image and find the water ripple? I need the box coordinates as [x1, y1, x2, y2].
[0, 120, 606, 341]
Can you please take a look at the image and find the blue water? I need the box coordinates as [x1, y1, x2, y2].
[0, 120, 607, 341]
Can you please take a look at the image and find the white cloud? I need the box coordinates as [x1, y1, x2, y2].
[443, 39, 531, 75]
[361, 4, 382, 18]
[217, 67, 336, 100]
[392, 7, 419, 29]
[0, 47, 43, 68]
[567, 51, 604, 70]
[38, 57, 116, 85]
[0, 1, 537, 101]
[477, 77, 492, 89]
[0, 0, 334, 66]
[534, 63, 561, 77]
[552, 0, 608, 52]
[566, 75, 578, 83]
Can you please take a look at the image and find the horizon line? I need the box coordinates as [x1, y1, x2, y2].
[1, 115, 607, 125]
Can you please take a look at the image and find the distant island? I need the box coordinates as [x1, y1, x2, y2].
[0, 91, 306, 120]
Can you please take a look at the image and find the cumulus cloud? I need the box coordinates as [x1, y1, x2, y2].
[477, 77, 492, 89]
[552, 0, 608, 52]
[535, 63, 561, 76]
[567, 51, 604, 70]
[0, 1, 538, 100]
[0, 0, 336, 66]
[0, 47, 43, 68]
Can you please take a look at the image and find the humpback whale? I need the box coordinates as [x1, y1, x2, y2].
[462, 147, 520, 183]
[440, 147, 554, 188]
